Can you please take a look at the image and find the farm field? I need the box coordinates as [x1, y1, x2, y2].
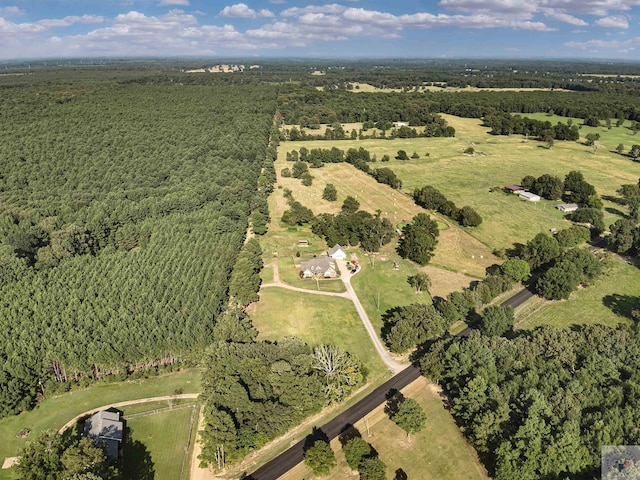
[280, 115, 640, 251]
[512, 113, 640, 151]
[515, 255, 637, 330]
[281, 376, 489, 480]
[122, 405, 196, 480]
[0, 369, 200, 479]
[274, 142, 498, 278]
[252, 287, 386, 378]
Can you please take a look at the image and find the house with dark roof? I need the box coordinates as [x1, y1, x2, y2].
[300, 256, 337, 278]
[327, 244, 347, 260]
[83, 410, 123, 460]
[505, 184, 525, 194]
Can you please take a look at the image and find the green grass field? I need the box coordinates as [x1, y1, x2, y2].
[281, 116, 639, 252]
[252, 287, 386, 378]
[0, 368, 200, 471]
[274, 143, 498, 278]
[283, 377, 489, 480]
[516, 255, 638, 330]
[122, 406, 196, 480]
[350, 251, 476, 335]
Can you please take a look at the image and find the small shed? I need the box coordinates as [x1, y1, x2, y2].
[327, 244, 347, 260]
[505, 184, 525, 194]
[297, 239, 309, 247]
[519, 192, 541, 202]
[557, 203, 579, 212]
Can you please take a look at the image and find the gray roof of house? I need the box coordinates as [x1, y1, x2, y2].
[84, 411, 123, 443]
[300, 256, 335, 274]
[558, 203, 579, 210]
[327, 244, 344, 256]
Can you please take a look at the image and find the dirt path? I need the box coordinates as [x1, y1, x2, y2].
[57, 394, 199, 434]
[336, 259, 406, 374]
[261, 260, 404, 374]
[189, 405, 213, 480]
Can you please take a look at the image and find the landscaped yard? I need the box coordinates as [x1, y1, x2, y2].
[516, 255, 638, 330]
[0, 368, 201, 474]
[122, 405, 196, 480]
[281, 376, 489, 480]
[252, 287, 386, 378]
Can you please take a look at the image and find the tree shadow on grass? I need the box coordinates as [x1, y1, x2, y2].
[121, 426, 155, 480]
[384, 389, 405, 418]
[603, 294, 640, 320]
[605, 206, 628, 218]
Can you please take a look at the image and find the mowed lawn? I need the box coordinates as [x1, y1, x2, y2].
[516, 256, 638, 330]
[252, 288, 386, 378]
[350, 250, 474, 336]
[0, 369, 201, 469]
[122, 406, 195, 480]
[282, 376, 489, 480]
[275, 143, 497, 278]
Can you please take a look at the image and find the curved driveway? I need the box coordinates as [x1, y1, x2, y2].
[261, 260, 405, 374]
[57, 394, 199, 434]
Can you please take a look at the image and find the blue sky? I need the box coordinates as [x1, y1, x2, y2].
[1, 1, 639, 60]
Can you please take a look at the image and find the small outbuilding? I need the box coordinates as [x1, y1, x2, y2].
[505, 184, 525, 194]
[297, 239, 309, 247]
[327, 244, 347, 260]
[557, 203, 579, 212]
[300, 256, 337, 278]
[519, 192, 541, 202]
[83, 410, 123, 460]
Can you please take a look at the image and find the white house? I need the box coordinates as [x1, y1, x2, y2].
[557, 203, 579, 212]
[519, 192, 541, 202]
[327, 244, 347, 260]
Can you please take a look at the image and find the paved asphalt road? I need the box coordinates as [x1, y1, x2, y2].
[455, 286, 535, 338]
[245, 364, 421, 480]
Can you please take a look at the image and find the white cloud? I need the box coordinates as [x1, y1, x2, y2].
[595, 15, 629, 28]
[0, 6, 24, 16]
[541, 8, 588, 26]
[281, 4, 348, 17]
[218, 3, 274, 18]
[37, 15, 105, 28]
[566, 36, 640, 51]
[439, 0, 640, 17]
[157, 0, 190, 6]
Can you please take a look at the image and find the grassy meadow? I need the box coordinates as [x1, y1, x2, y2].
[273, 142, 498, 278]
[515, 255, 638, 330]
[281, 114, 640, 251]
[252, 288, 386, 378]
[281, 376, 489, 480]
[122, 406, 196, 480]
[0, 369, 200, 479]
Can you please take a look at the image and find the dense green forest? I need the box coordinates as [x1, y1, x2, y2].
[0, 78, 277, 416]
[421, 324, 640, 480]
[277, 86, 640, 125]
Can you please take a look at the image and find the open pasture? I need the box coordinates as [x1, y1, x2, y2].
[275, 143, 497, 278]
[515, 256, 638, 330]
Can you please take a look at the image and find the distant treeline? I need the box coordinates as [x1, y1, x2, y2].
[277, 86, 640, 126]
